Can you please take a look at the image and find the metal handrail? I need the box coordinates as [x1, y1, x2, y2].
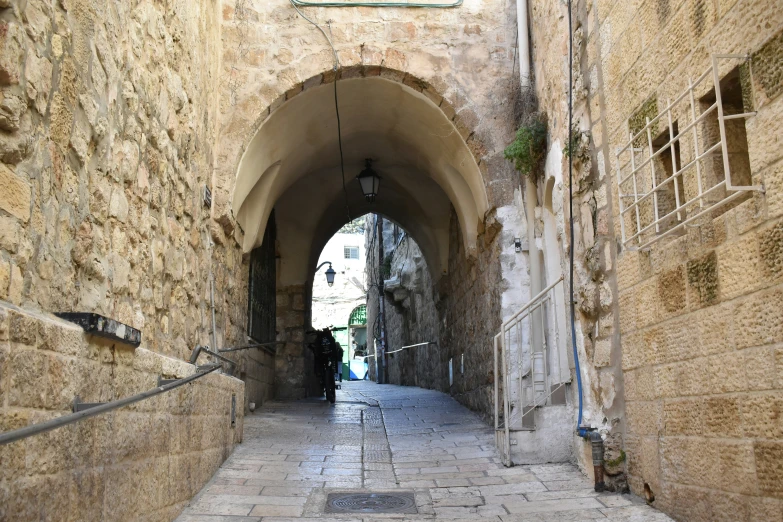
[190, 345, 238, 370]
[0, 364, 222, 446]
[219, 341, 285, 355]
[386, 341, 436, 356]
[501, 275, 564, 329]
[362, 341, 436, 358]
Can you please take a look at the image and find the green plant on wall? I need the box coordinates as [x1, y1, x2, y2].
[563, 125, 591, 165]
[504, 116, 547, 179]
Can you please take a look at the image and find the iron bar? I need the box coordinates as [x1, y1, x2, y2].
[190, 345, 237, 372]
[620, 141, 723, 218]
[619, 66, 713, 155]
[218, 341, 284, 355]
[385, 341, 436, 356]
[0, 364, 221, 446]
[634, 189, 749, 250]
[501, 275, 564, 329]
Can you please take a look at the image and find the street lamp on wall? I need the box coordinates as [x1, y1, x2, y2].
[357, 159, 381, 202]
[316, 261, 336, 287]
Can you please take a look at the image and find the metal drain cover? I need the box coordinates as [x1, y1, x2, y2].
[325, 491, 417, 514]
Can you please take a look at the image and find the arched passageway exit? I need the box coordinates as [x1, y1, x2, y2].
[230, 69, 498, 400]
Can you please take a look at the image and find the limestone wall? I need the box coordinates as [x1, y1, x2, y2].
[366, 211, 503, 421]
[0, 0, 273, 392]
[524, 0, 627, 480]
[587, 0, 783, 518]
[213, 0, 520, 232]
[0, 303, 244, 521]
[377, 233, 441, 390]
[0, 0, 267, 518]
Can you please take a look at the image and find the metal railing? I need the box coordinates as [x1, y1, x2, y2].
[494, 275, 567, 465]
[0, 338, 281, 446]
[363, 341, 436, 358]
[217, 340, 284, 356]
[616, 54, 763, 251]
[0, 363, 222, 446]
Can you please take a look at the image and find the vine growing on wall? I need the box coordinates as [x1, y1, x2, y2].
[504, 116, 547, 179]
[505, 86, 547, 180]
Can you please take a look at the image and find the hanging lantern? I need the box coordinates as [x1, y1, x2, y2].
[357, 159, 381, 202]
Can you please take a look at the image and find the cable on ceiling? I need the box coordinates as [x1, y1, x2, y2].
[288, 1, 351, 223]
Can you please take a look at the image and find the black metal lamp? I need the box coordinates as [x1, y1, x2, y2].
[316, 261, 336, 287]
[357, 159, 381, 202]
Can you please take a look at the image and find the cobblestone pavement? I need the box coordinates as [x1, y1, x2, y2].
[176, 381, 672, 522]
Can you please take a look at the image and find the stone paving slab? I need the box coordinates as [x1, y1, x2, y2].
[176, 382, 672, 522]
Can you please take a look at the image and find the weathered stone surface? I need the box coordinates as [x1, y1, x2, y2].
[0, 164, 30, 222]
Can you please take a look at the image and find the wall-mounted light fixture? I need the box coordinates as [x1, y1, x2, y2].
[357, 159, 381, 202]
[315, 261, 337, 286]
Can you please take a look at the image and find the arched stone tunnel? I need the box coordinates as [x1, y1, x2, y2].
[229, 69, 497, 402]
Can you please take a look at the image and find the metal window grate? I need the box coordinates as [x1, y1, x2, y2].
[349, 304, 367, 325]
[344, 246, 359, 259]
[615, 55, 764, 251]
[248, 211, 276, 343]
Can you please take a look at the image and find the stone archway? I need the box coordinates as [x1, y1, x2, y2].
[229, 68, 490, 284]
[223, 67, 499, 399]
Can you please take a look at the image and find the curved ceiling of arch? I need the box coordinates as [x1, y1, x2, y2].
[275, 164, 449, 286]
[232, 76, 488, 285]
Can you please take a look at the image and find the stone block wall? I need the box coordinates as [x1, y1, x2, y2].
[438, 211, 504, 418]
[366, 211, 503, 422]
[585, 0, 783, 517]
[526, 0, 627, 480]
[0, 302, 244, 521]
[275, 284, 309, 399]
[0, 0, 271, 517]
[0, 0, 270, 384]
[375, 233, 441, 390]
[213, 0, 521, 233]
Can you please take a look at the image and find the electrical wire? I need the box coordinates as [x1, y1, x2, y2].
[334, 69, 352, 223]
[566, 0, 587, 438]
[288, 0, 340, 67]
[288, 1, 351, 223]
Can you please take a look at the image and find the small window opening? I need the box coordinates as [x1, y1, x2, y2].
[651, 122, 684, 233]
[344, 246, 359, 260]
[699, 67, 752, 210]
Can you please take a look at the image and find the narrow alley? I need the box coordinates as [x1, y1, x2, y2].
[176, 383, 671, 521]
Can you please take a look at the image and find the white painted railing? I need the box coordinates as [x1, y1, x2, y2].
[494, 275, 567, 465]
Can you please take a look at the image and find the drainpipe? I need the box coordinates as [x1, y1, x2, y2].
[590, 431, 606, 492]
[518, 0, 544, 404]
[524, 180, 545, 401]
[517, 0, 530, 88]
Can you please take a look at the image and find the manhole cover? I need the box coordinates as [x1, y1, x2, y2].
[325, 492, 417, 514]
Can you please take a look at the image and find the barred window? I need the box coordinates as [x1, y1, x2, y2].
[344, 246, 359, 259]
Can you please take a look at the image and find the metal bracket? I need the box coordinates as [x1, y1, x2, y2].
[72, 396, 106, 413]
[158, 376, 179, 386]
